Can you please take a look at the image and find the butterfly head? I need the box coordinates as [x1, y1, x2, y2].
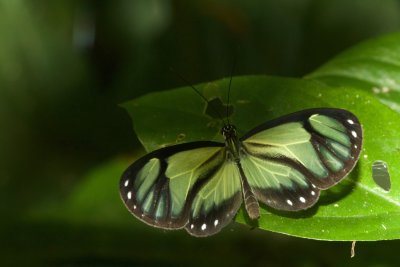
[221, 124, 237, 140]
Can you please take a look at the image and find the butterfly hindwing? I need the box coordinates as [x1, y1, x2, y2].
[240, 108, 362, 211]
[240, 153, 321, 211]
[186, 160, 242, 236]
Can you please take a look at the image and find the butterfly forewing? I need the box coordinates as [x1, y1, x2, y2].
[120, 142, 225, 230]
[240, 108, 362, 211]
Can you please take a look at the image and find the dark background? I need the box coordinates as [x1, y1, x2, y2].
[2, 0, 400, 266]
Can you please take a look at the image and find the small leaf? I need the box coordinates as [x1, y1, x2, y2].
[123, 76, 400, 241]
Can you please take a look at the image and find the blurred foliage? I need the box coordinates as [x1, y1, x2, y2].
[2, 0, 400, 266]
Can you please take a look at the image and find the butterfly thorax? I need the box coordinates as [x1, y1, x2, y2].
[221, 124, 241, 162]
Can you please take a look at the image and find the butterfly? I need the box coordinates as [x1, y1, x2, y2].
[120, 103, 363, 237]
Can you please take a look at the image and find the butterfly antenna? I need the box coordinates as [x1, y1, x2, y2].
[169, 67, 226, 125]
[226, 54, 237, 125]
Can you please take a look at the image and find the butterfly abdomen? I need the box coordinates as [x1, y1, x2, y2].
[237, 163, 260, 220]
[222, 126, 260, 220]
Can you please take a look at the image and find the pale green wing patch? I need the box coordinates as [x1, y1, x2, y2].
[240, 153, 320, 211]
[244, 122, 310, 146]
[166, 147, 224, 218]
[243, 122, 329, 179]
[135, 158, 161, 203]
[309, 114, 351, 147]
[186, 160, 242, 237]
[241, 154, 308, 190]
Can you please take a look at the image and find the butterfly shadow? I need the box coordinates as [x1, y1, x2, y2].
[242, 164, 361, 228]
[317, 163, 361, 207]
[242, 203, 320, 230]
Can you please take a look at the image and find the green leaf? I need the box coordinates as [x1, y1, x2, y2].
[307, 32, 400, 112]
[123, 76, 400, 241]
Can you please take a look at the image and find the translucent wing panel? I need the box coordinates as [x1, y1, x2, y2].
[241, 155, 308, 190]
[186, 161, 242, 236]
[243, 122, 329, 179]
[240, 153, 320, 211]
[309, 114, 351, 146]
[166, 147, 225, 218]
[120, 142, 225, 230]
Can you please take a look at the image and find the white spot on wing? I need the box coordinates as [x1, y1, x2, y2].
[311, 191, 316, 196]
[286, 199, 293, 206]
[311, 184, 316, 189]
[347, 119, 354, 125]
[127, 191, 132, 200]
[190, 224, 194, 229]
[299, 197, 306, 203]
[354, 144, 358, 149]
[201, 223, 207, 231]
[133, 205, 137, 210]
[124, 180, 129, 187]
[351, 130, 357, 138]
[214, 219, 219, 227]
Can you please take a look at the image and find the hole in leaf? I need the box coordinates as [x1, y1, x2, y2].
[205, 97, 234, 120]
[372, 160, 391, 191]
[176, 133, 186, 142]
